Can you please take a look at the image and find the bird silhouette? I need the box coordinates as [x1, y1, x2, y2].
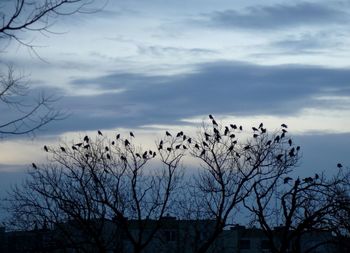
[121, 155, 126, 161]
[105, 146, 109, 152]
[111, 141, 115, 145]
[282, 129, 287, 133]
[195, 144, 200, 149]
[136, 153, 141, 158]
[200, 150, 206, 156]
[274, 136, 280, 143]
[183, 145, 187, 149]
[239, 126, 243, 131]
[166, 131, 172, 137]
[281, 124, 288, 128]
[32, 163, 37, 169]
[75, 143, 83, 147]
[230, 124, 237, 129]
[60, 147, 66, 152]
[153, 152, 156, 157]
[204, 132, 211, 140]
[266, 140, 272, 146]
[224, 127, 229, 136]
[289, 148, 295, 157]
[315, 173, 319, 179]
[143, 151, 148, 159]
[183, 135, 187, 141]
[252, 127, 258, 132]
[130, 132, 135, 138]
[203, 141, 209, 147]
[116, 134, 120, 139]
[244, 145, 250, 150]
[212, 119, 218, 126]
[303, 177, 313, 183]
[167, 147, 172, 152]
[281, 132, 285, 139]
[72, 146, 77, 151]
[296, 146, 300, 151]
[284, 177, 292, 184]
[253, 134, 259, 138]
[124, 139, 130, 146]
[261, 128, 267, 133]
[187, 138, 192, 143]
[337, 163, 343, 168]
[44, 145, 48, 152]
[176, 131, 183, 137]
[106, 154, 111, 159]
[209, 114, 214, 119]
[176, 144, 181, 149]
[259, 123, 263, 129]
[288, 139, 292, 146]
[276, 154, 283, 160]
[84, 136, 89, 143]
[98, 130, 103, 136]
[84, 144, 90, 149]
[228, 145, 234, 151]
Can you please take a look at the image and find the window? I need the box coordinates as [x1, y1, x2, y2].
[239, 239, 251, 249]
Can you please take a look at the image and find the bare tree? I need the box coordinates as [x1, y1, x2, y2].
[5, 131, 184, 253]
[245, 170, 343, 253]
[178, 117, 300, 253]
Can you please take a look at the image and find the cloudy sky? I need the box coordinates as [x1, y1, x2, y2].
[0, 0, 350, 194]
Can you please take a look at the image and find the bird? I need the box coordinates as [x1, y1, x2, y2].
[166, 147, 172, 152]
[153, 152, 156, 157]
[228, 145, 234, 151]
[296, 146, 300, 151]
[183, 135, 187, 141]
[200, 150, 206, 156]
[230, 124, 237, 129]
[183, 145, 187, 149]
[259, 123, 263, 129]
[253, 134, 259, 138]
[187, 138, 192, 143]
[130, 132, 135, 138]
[166, 131, 172, 137]
[176, 131, 183, 137]
[124, 139, 130, 146]
[106, 154, 111, 159]
[289, 148, 295, 157]
[195, 144, 200, 149]
[261, 128, 267, 133]
[252, 127, 258, 132]
[281, 124, 288, 128]
[229, 134, 235, 139]
[203, 141, 209, 147]
[303, 177, 313, 183]
[281, 132, 285, 139]
[266, 140, 272, 146]
[44, 145, 49, 152]
[105, 146, 109, 152]
[84, 144, 90, 149]
[224, 127, 229, 136]
[204, 132, 211, 140]
[75, 143, 83, 147]
[121, 155, 127, 161]
[60, 147, 66, 152]
[84, 135, 89, 143]
[244, 145, 250, 150]
[32, 163, 37, 169]
[143, 152, 148, 159]
[72, 146, 78, 151]
[288, 139, 292, 146]
[337, 163, 343, 168]
[98, 130, 103, 136]
[276, 154, 283, 160]
[111, 141, 115, 145]
[116, 134, 120, 139]
[274, 136, 280, 143]
[315, 173, 319, 179]
[176, 144, 181, 149]
[282, 129, 287, 133]
[212, 119, 218, 126]
[136, 153, 141, 158]
[209, 114, 214, 119]
[284, 177, 292, 184]
[239, 126, 243, 131]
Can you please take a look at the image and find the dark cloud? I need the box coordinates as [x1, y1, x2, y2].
[43, 61, 350, 133]
[199, 2, 349, 30]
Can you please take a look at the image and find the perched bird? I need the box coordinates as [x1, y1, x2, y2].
[32, 163, 37, 169]
[166, 131, 172, 137]
[167, 147, 172, 152]
[296, 146, 300, 151]
[288, 139, 292, 146]
[183, 145, 187, 149]
[212, 119, 218, 126]
[204, 132, 211, 140]
[116, 134, 120, 139]
[121, 155, 127, 161]
[289, 148, 295, 157]
[98, 130, 103, 136]
[259, 123, 263, 129]
[143, 152, 148, 159]
[75, 143, 83, 147]
[236, 152, 241, 158]
[229, 134, 235, 139]
[276, 154, 283, 160]
[60, 147, 66, 152]
[282, 129, 287, 133]
[183, 135, 187, 141]
[224, 126, 229, 136]
[230, 124, 237, 129]
[195, 144, 200, 149]
[176, 131, 183, 137]
[337, 163, 343, 168]
[246, 156, 252, 161]
[72, 146, 78, 151]
[281, 124, 288, 128]
[187, 138, 192, 143]
[106, 154, 111, 159]
[84, 144, 90, 149]
[253, 134, 259, 138]
[153, 152, 156, 157]
[84, 135, 89, 143]
[130, 132, 135, 138]
[261, 128, 267, 134]
[111, 141, 115, 145]
[252, 127, 258, 132]
[274, 136, 280, 143]
[228, 145, 234, 151]
[105, 146, 109, 152]
[136, 153, 141, 158]
[303, 177, 313, 183]
[266, 140, 272, 146]
[200, 150, 206, 156]
[209, 114, 214, 119]
[124, 139, 130, 146]
[284, 177, 292, 184]
[239, 126, 243, 131]
[244, 145, 250, 150]
[203, 141, 209, 147]
[176, 144, 181, 149]
[281, 132, 285, 139]
[44, 145, 49, 152]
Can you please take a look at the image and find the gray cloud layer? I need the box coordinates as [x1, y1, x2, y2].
[199, 2, 349, 30]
